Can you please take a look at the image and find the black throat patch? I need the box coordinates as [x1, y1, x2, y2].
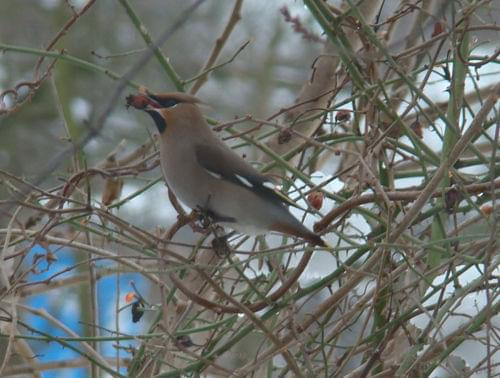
[146, 110, 166, 133]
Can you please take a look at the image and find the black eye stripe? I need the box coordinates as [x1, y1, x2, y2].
[149, 95, 178, 108]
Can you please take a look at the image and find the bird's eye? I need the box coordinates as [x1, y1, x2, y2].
[150, 95, 178, 108]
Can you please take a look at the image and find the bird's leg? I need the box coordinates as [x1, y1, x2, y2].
[204, 194, 232, 255]
[193, 196, 233, 255]
[191, 195, 216, 232]
[188, 206, 214, 234]
[189, 208, 232, 255]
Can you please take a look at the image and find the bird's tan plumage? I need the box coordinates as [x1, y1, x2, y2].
[127, 91, 326, 246]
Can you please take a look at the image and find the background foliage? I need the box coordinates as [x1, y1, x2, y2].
[0, 0, 499, 377]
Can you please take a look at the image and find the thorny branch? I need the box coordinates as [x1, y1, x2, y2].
[1, 1, 499, 377]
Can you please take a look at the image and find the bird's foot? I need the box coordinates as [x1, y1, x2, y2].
[188, 207, 214, 234]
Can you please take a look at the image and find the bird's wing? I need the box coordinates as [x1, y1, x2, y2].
[194, 143, 300, 209]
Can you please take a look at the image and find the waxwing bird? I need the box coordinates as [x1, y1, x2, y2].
[126, 91, 326, 247]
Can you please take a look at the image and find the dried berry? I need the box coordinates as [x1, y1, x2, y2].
[176, 335, 194, 348]
[335, 109, 351, 123]
[445, 187, 461, 213]
[125, 292, 136, 303]
[278, 128, 292, 144]
[432, 21, 445, 37]
[480, 204, 492, 216]
[126, 94, 150, 109]
[307, 191, 324, 210]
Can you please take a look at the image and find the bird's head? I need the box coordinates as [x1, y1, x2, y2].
[126, 90, 202, 133]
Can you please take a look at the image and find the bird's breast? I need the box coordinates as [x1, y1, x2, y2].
[159, 141, 214, 211]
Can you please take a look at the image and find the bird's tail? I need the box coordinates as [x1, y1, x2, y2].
[271, 221, 327, 247]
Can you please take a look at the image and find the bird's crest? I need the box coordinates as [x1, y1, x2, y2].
[126, 87, 202, 111]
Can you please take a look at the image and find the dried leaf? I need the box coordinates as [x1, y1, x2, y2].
[101, 176, 123, 205]
[410, 120, 423, 139]
[380, 325, 420, 367]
